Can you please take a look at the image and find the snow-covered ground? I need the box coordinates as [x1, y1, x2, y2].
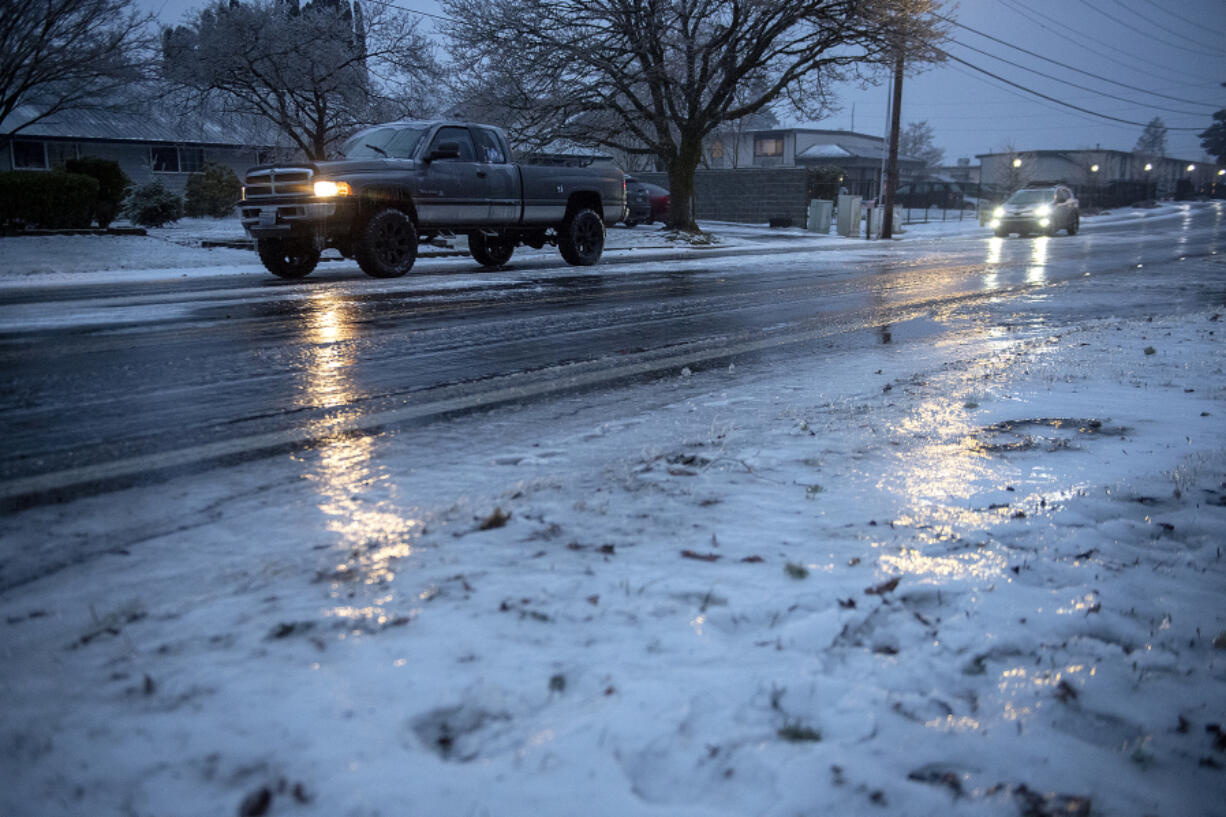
[1, 205, 1224, 817]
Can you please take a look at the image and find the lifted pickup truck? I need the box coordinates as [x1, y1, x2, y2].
[239, 120, 626, 279]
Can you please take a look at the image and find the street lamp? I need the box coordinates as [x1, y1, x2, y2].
[1090, 164, 1099, 173]
[1144, 163, 1152, 172]
[1187, 164, 1196, 172]
[1218, 169, 1225, 177]
[1012, 158, 1022, 168]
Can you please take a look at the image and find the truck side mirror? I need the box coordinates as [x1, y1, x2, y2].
[426, 141, 461, 162]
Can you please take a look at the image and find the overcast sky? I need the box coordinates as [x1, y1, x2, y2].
[142, 0, 1226, 164]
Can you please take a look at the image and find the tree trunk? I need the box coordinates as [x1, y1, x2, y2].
[666, 137, 704, 232]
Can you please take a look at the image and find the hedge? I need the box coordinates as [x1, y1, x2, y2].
[0, 171, 99, 230]
[184, 163, 242, 218]
[65, 157, 131, 228]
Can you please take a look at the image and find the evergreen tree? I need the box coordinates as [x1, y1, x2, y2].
[1134, 117, 1167, 158]
[1200, 110, 1226, 164]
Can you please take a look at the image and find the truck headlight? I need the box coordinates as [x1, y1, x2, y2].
[1034, 204, 1051, 217]
[993, 206, 1004, 218]
[313, 180, 351, 198]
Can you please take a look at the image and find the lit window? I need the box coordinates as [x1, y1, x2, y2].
[710, 140, 724, 159]
[12, 140, 47, 170]
[754, 137, 784, 158]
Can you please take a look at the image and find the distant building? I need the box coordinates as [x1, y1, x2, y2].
[977, 148, 1221, 202]
[933, 158, 980, 187]
[1, 103, 273, 194]
[706, 127, 925, 199]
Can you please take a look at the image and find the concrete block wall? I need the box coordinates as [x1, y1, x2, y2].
[637, 168, 812, 226]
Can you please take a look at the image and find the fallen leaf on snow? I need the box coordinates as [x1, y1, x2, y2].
[865, 577, 900, 595]
[681, 549, 720, 562]
[479, 507, 511, 530]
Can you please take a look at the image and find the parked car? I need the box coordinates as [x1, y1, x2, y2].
[893, 180, 964, 210]
[990, 184, 1080, 237]
[622, 175, 670, 226]
[240, 120, 625, 278]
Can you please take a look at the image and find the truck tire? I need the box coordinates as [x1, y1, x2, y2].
[355, 208, 417, 278]
[257, 238, 320, 279]
[558, 208, 604, 266]
[469, 231, 515, 267]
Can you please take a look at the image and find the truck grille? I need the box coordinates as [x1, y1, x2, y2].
[244, 167, 314, 199]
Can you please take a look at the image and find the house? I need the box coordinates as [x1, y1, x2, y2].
[1, 103, 273, 194]
[706, 127, 926, 199]
[976, 148, 1223, 203]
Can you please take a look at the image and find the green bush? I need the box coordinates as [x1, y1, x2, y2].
[64, 157, 131, 228]
[184, 163, 242, 218]
[123, 181, 183, 227]
[0, 171, 98, 229]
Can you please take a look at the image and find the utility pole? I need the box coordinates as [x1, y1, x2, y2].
[881, 50, 904, 239]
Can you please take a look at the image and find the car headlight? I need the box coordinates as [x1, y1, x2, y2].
[1034, 204, 1051, 217]
[313, 180, 351, 198]
[993, 206, 1004, 217]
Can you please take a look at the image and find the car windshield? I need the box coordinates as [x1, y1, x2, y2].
[1006, 189, 1055, 205]
[341, 126, 426, 159]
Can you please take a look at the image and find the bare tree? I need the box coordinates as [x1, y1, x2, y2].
[161, 0, 439, 160]
[442, 0, 946, 231]
[0, 0, 155, 138]
[900, 121, 944, 169]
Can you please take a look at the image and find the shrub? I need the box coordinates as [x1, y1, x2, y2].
[64, 157, 131, 228]
[123, 181, 183, 227]
[0, 171, 98, 229]
[184, 163, 242, 218]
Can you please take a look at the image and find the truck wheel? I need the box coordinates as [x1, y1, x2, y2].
[257, 238, 320, 279]
[356, 208, 417, 278]
[558, 208, 604, 266]
[1067, 213, 1079, 235]
[469, 231, 514, 267]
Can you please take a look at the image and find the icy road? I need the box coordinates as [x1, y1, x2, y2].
[1, 204, 1225, 817]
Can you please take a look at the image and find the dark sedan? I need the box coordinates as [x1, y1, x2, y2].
[623, 175, 670, 226]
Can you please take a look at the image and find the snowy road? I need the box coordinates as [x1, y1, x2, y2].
[1, 204, 1225, 817]
[1, 204, 1222, 510]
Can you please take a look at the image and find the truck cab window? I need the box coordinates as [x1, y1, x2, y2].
[473, 128, 506, 164]
[426, 127, 476, 162]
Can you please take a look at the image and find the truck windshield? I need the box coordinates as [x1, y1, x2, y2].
[342, 126, 426, 159]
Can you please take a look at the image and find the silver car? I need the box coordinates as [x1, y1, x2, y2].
[990, 185, 1080, 237]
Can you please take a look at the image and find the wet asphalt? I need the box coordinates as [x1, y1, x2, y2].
[1, 203, 1222, 509]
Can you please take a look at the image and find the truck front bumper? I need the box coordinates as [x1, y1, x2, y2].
[240, 200, 354, 240]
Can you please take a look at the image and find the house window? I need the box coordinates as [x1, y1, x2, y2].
[12, 140, 47, 169]
[710, 140, 724, 159]
[754, 136, 784, 158]
[152, 146, 205, 173]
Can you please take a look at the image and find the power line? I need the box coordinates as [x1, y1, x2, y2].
[994, 0, 1201, 85]
[1137, 0, 1226, 38]
[1078, 0, 1226, 58]
[950, 38, 1211, 117]
[1108, 0, 1226, 53]
[938, 14, 1219, 108]
[937, 50, 1207, 131]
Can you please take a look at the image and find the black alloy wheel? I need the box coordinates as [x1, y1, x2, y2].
[257, 238, 321, 279]
[558, 208, 605, 266]
[469, 231, 515, 267]
[356, 208, 418, 278]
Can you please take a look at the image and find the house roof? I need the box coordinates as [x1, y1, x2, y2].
[797, 141, 923, 164]
[5, 103, 265, 148]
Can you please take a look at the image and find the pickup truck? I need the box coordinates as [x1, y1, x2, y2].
[239, 120, 626, 279]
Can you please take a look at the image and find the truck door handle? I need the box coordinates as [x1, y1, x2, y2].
[476, 170, 487, 178]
